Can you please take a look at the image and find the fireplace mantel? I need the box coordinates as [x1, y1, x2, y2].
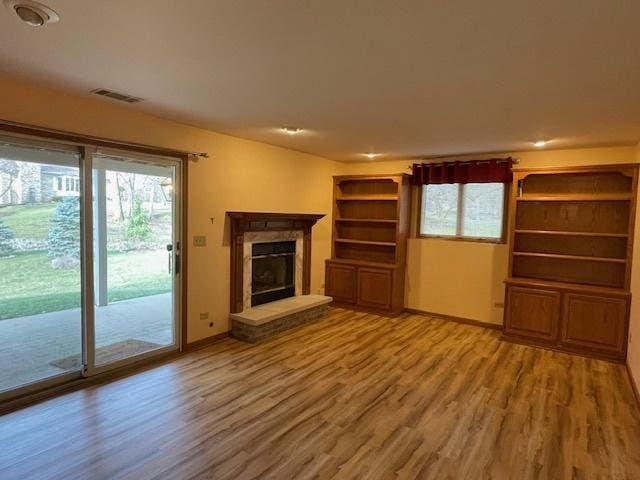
[227, 212, 325, 313]
[227, 211, 325, 231]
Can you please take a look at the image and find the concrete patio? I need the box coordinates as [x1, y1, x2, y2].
[0, 293, 173, 393]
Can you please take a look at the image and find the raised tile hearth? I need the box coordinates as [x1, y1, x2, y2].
[230, 294, 332, 342]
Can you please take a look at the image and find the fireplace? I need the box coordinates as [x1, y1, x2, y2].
[227, 212, 325, 313]
[228, 212, 328, 342]
[251, 241, 296, 306]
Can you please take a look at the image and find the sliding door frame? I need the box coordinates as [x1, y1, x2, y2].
[85, 148, 183, 376]
[0, 128, 189, 405]
[81, 146, 96, 377]
[0, 134, 86, 403]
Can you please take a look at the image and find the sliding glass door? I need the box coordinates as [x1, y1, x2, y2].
[90, 153, 179, 370]
[0, 138, 181, 400]
[0, 141, 83, 393]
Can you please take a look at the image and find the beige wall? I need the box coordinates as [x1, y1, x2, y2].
[0, 74, 339, 343]
[630, 141, 640, 393]
[338, 146, 639, 325]
[2, 73, 640, 385]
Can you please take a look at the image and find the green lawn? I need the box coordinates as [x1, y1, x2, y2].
[0, 203, 56, 238]
[0, 202, 172, 246]
[0, 202, 173, 319]
[0, 250, 171, 319]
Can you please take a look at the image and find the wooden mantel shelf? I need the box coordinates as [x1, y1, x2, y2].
[227, 211, 325, 223]
[227, 212, 325, 234]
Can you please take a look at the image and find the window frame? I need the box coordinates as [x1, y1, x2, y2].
[418, 182, 509, 244]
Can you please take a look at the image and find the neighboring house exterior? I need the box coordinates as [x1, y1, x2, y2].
[0, 160, 79, 206]
[46, 165, 80, 200]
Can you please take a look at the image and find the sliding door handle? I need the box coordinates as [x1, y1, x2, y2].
[166, 244, 173, 274]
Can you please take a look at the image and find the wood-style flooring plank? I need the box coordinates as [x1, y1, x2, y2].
[1, 308, 639, 480]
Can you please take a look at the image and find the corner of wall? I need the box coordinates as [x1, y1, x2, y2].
[627, 140, 640, 402]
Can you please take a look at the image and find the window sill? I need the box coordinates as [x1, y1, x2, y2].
[417, 234, 506, 245]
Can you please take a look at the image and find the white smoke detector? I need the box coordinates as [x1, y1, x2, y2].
[4, 0, 59, 27]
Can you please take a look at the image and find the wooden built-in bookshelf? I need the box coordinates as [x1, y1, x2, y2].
[503, 164, 638, 361]
[325, 175, 410, 313]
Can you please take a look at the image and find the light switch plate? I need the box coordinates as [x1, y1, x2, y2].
[193, 235, 207, 247]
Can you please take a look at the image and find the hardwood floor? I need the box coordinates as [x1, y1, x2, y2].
[1, 308, 640, 479]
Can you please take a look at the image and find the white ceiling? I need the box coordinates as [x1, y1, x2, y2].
[0, 0, 639, 162]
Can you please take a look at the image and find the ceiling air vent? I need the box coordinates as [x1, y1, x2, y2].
[91, 88, 142, 104]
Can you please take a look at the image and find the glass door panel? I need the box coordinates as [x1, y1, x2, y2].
[0, 143, 82, 393]
[91, 154, 177, 367]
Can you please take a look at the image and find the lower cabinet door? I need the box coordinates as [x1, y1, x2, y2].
[325, 263, 356, 303]
[504, 286, 560, 341]
[357, 267, 392, 310]
[560, 293, 627, 355]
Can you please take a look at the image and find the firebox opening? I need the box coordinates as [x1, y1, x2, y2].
[251, 241, 296, 306]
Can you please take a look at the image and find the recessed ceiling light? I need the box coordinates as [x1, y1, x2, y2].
[533, 140, 548, 148]
[281, 126, 302, 135]
[4, 0, 59, 27]
[363, 152, 381, 159]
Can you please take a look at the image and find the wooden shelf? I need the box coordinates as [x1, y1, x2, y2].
[335, 238, 396, 247]
[335, 218, 397, 224]
[505, 165, 638, 361]
[505, 277, 630, 296]
[327, 174, 409, 313]
[512, 251, 627, 264]
[517, 194, 632, 202]
[514, 229, 628, 238]
[336, 195, 398, 201]
[328, 257, 401, 268]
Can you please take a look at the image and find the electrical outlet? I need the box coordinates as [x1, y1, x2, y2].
[193, 235, 207, 247]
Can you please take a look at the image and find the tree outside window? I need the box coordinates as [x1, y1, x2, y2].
[420, 182, 505, 241]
